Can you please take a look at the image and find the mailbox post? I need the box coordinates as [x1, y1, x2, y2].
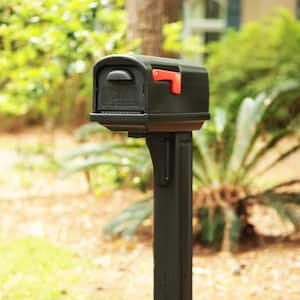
[90, 54, 209, 300]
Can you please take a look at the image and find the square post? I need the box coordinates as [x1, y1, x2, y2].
[147, 132, 193, 300]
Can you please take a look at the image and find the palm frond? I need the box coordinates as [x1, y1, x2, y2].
[245, 191, 300, 228]
[228, 209, 242, 251]
[227, 81, 300, 182]
[243, 129, 295, 177]
[111, 148, 147, 160]
[193, 130, 219, 183]
[64, 142, 132, 160]
[268, 80, 300, 101]
[266, 199, 300, 230]
[198, 207, 225, 250]
[74, 123, 109, 142]
[255, 143, 300, 177]
[262, 179, 300, 194]
[214, 108, 227, 140]
[103, 198, 153, 239]
[227, 93, 270, 179]
[265, 192, 300, 205]
[62, 158, 134, 177]
[193, 158, 211, 186]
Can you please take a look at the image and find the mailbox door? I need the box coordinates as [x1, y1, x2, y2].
[95, 66, 144, 112]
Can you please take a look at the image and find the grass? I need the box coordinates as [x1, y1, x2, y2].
[0, 237, 92, 300]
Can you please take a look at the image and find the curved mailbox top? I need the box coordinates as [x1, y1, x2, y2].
[93, 54, 207, 75]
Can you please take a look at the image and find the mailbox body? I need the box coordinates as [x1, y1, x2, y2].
[90, 54, 209, 133]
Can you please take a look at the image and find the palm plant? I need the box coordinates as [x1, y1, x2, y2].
[193, 81, 300, 250]
[64, 81, 300, 250]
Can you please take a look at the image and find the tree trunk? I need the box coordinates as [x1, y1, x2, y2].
[126, 0, 182, 56]
[164, 0, 182, 22]
[163, 0, 182, 58]
[126, 0, 164, 56]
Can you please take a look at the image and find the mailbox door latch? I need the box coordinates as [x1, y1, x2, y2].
[152, 69, 181, 95]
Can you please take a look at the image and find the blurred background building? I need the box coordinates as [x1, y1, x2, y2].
[183, 0, 300, 61]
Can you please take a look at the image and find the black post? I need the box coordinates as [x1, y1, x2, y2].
[146, 132, 193, 300]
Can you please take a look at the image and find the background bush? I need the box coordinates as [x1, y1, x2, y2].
[207, 10, 300, 129]
[0, 0, 136, 127]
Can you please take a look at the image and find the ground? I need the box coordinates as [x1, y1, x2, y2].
[0, 127, 300, 300]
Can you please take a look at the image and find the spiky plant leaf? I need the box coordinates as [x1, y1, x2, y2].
[74, 123, 109, 142]
[227, 93, 270, 179]
[64, 142, 126, 160]
[248, 190, 300, 230]
[252, 191, 300, 206]
[262, 180, 300, 194]
[243, 129, 295, 176]
[267, 200, 300, 230]
[193, 130, 219, 184]
[193, 158, 211, 185]
[255, 143, 300, 177]
[229, 210, 242, 251]
[198, 207, 225, 250]
[268, 80, 300, 99]
[110, 146, 151, 175]
[64, 142, 142, 161]
[198, 208, 212, 244]
[213, 207, 226, 250]
[227, 81, 300, 182]
[62, 158, 134, 177]
[103, 198, 153, 240]
[214, 108, 227, 140]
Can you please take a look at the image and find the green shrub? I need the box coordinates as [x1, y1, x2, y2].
[207, 10, 300, 128]
[163, 21, 205, 58]
[0, 0, 137, 125]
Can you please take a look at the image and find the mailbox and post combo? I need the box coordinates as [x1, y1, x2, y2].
[90, 55, 209, 300]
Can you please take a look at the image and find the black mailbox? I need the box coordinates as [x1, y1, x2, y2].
[90, 54, 209, 134]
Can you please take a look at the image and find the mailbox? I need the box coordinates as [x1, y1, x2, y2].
[90, 54, 209, 134]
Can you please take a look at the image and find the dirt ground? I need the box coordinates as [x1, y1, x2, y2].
[0, 127, 300, 300]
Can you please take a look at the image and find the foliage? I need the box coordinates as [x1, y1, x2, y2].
[249, 190, 300, 230]
[193, 81, 300, 187]
[198, 206, 225, 250]
[0, 237, 92, 299]
[192, 81, 300, 250]
[73, 122, 110, 142]
[63, 124, 152, 193]
[63, 124, 152, 236]
[103, 198, 153, 240]
[207, 10, 300, 128]
[162, 21, 205, 58]
[0, 0, 137, 125]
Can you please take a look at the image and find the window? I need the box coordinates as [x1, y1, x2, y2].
[183, 0, 227, 62]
